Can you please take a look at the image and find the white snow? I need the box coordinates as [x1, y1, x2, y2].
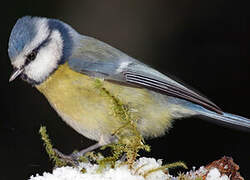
[28, 157, 230, 180]
[185, 166, 207, 179]
[29, 157, 168, 180]
[206, 168, 229, 180]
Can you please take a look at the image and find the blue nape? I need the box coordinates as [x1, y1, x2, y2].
[8, 16, 37, 60]
[48, 19, 73, 64]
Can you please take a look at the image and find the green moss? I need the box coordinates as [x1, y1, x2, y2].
[39, 79, 198, 178]
[94, 79, 191, 176]
[175, 173, 203, 180]
[39, 126, 67, 167]
[143, 161, 187, 178]
[195, 177, 203, 180]
[94, 78, 150, 169]
[39, 124, 202, 178]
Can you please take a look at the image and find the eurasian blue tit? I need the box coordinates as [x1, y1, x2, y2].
[8, 16, 250, 159]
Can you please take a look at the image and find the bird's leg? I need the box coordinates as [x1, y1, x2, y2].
[72, 135, 117, 159]
[71, 142, 103, 159]
[53, 135, 117, 165]
[53, 143, 103, 166]
[120, 153, 127, 162]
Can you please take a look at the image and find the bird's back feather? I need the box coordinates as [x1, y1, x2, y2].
[68, 36, 222, 114]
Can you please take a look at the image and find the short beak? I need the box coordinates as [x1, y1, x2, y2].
[9, 68, 24, 82]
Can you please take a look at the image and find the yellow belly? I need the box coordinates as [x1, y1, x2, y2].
[36, 63, 172, 141]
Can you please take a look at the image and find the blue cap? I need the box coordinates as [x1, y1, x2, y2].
[8, 16, 37, 61]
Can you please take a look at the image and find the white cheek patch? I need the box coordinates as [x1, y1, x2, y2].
[24, 30, 63, 83]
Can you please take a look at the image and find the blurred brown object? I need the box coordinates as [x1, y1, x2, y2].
[205, 156, 244, 180]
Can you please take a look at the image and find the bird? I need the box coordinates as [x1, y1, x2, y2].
[8, 16, 250, 160]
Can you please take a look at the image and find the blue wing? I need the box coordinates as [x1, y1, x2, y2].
[67, 36, 250, 129]
[68, 36, 222, 114]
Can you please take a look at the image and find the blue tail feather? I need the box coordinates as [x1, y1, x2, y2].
[196, 108, 250, 130]
[168, 97, 250, 130]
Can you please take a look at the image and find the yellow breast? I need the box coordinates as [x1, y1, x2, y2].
[36, 63, 172, 141]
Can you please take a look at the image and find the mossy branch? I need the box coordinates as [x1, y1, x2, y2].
[39, 126, 67, 167]
[176, 173, 203, 180]
[94, 79, 150, 168]
[143, 161, 187, 178]
[39, 79, 188, 177]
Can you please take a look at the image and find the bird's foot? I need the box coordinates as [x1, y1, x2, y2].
[53, 148, 79, 166]
[52, 136, 118, 166]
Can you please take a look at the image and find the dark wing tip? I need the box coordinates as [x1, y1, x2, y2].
[124, 71, 223, 114]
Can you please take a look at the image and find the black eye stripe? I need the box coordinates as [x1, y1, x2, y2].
[24, 31, 52, 66]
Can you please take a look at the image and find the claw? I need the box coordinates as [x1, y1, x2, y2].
[53, 148, 79, 166]
[51, 136, 118, 166]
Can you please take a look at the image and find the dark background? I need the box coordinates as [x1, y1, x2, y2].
[1, 0, 250, 179]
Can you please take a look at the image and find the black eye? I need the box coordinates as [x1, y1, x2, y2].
[27, 51, 37, 62]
